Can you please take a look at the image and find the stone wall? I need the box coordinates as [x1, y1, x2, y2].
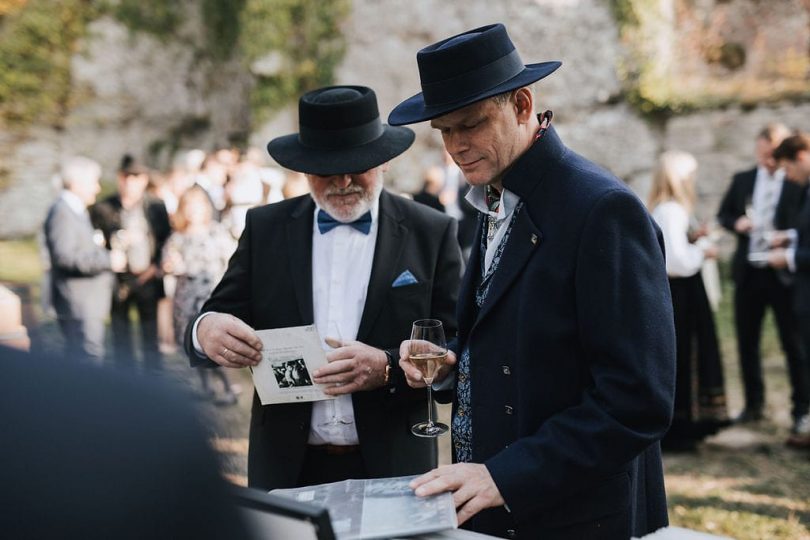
[2, 0, 809, 238]
[0, 12, 252, 238]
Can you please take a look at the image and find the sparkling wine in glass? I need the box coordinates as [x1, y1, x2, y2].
[410, 319, 449, 437]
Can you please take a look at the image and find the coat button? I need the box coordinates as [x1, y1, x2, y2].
[504, 405, 513, 415]
[501, 365, 511, 375]
[506, 529, 516, 538]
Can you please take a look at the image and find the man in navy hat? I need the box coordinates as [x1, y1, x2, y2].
[392, 24, 675, 539]
[184, 85, 462, 489]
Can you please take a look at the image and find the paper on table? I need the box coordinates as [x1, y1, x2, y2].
[251, 325, 336, 405]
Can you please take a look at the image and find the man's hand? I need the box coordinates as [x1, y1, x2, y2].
[734, 215, 753, 234]
[399, 340, 457, 388]
[768, 230, 792, 248]
[768, 249, 788, 269]
[313, 340, 388, 395]
[197, 312, 262, 368]
[135, 263, 159, 286]
[410, 464, 505, 526]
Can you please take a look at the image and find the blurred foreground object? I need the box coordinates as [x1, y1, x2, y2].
[0, 285, 30, 350]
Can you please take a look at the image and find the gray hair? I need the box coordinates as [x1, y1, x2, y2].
[61, 156, 101, 189]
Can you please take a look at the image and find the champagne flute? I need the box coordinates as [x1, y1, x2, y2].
[409, 319, 449, 437]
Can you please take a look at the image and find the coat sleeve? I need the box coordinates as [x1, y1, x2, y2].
[45, 204, 111, 277]
[717, 175, 744, 233]
[485, 189, 676, 519]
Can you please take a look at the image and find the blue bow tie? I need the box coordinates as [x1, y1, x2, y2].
[317, 210, 372, 235]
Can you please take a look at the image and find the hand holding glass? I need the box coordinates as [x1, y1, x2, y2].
[409, 319, 448, 437]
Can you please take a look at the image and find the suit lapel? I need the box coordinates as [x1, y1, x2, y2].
[473, 208, 541, 329]
[286, 197, 315, 324]
[357, 191, 406, 342]
[457, 216, 484, 338]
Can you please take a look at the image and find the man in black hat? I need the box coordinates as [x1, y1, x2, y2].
[91, 154, 171, 370]
[391, 24, 675, 539]
[184, 85, 462, 489]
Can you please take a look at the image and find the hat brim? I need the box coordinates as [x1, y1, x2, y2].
[387, 61, 562, 126]
[267, 125, 415, 175]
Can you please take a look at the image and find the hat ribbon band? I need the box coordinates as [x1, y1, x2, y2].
[420, 49, 525, 107]
[298, 118, 385, 150]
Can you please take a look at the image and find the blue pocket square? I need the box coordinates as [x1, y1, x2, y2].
[392, 270, 418, 288]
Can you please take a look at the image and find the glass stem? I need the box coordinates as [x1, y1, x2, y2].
[426, 383, 434, 427]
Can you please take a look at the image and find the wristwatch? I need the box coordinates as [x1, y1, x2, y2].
[383, 349, 395, 385]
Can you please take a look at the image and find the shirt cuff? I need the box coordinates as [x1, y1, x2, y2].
[787, 229, 798, 247]
[191, 312, 215, 357]
[786, 248, 797, 273]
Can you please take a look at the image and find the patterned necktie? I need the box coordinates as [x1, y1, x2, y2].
[316, 210, 372, 235]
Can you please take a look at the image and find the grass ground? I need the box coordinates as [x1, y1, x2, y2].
[3, 237, 808, 539]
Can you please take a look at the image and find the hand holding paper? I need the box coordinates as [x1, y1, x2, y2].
[197, 312, 263, 368]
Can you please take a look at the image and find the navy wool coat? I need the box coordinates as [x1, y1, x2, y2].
[454, 126, 676, 540]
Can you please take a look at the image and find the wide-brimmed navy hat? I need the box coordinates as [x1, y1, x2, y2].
[267, 85, 414, 175]
[388, 24, 561, 126]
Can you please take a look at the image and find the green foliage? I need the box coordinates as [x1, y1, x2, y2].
[201, 0, 246, 60]
[0, 0, 98, 126]
[240, 0, 350, 122]
[108, 0, 181, 38]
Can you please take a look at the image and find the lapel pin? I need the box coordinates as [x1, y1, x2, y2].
[530, 233, 538, 245]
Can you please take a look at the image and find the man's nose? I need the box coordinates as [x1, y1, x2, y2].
[332, 175, 352, 189]
[444, 131, 469, 157]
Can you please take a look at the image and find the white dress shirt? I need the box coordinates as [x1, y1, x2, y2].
[651, 201, 704, 278]
[749, 166, 785, 266]
[308, 201, 379, 445]
[464, 185, 521, 274]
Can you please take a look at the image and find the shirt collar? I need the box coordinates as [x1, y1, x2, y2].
[464, 184, 519, 222]
[60, 190, 87, 216]
[757, 165, 784, 183]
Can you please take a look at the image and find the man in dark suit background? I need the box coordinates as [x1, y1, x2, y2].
[389, 24, 675, 540]
[184, 85, 462, 490]
[767, 132, 810, 446]
[717, 124, 809, 432]
[91, 155, 171, 370]
[43, 156, 123, 364]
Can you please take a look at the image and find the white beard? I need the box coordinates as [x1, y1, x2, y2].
[313, 171, 383, 222]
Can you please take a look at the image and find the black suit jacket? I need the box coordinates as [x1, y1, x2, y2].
[453, 127, 675, 539]
[90, 194, 172, 287]
[791, 189, 810, 315]
[185, 190, 462, 489]
[717, 167, 805, 284]
[43, 197, 114, 320]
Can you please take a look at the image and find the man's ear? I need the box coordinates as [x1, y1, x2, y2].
[513, 87, 535, 124]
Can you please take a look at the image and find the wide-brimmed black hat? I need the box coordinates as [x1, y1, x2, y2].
[267, 86, 415, 175]
[388, 24, 561, 126]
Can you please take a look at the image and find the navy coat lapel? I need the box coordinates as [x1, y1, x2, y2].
[473, 209, 541, 328]
[457, 216, 484, 339]
[357, 191, 407, 342]
[286, 197, 315, 325]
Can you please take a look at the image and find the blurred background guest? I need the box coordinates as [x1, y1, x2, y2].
[412, 165, 445, 212]
[162, 185, 240, 405]
[91, 154, 171, 370]
[43, 156, 123, 364]
[716, 124, 809, 431]
[768, 132, 810, 448]
[649, 150, 729, 451]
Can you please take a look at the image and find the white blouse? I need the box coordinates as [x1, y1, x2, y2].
[651, 201, 704, 278]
